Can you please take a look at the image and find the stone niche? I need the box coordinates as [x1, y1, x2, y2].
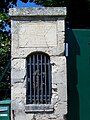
[9, 7, 67, 120]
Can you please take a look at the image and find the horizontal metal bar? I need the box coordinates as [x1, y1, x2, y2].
[0, 107, 8, 112]
[0, 114, 8, 117]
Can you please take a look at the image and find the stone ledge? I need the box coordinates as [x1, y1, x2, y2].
[25, 104, 54, 112]
[9, 7, 66, 16]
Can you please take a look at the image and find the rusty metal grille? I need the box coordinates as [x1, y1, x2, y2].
[26, 52, 51, 104]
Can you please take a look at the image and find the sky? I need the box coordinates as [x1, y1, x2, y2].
[16, 0, 43, 8]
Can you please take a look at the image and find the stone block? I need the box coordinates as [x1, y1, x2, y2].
[11, 59, 26, 81]
[25, 104, 54, 112]
[19, 22, 57, 47]
[51, 56, 67, 84]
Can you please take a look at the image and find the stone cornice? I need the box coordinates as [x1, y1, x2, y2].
[9, 7, 66, 16]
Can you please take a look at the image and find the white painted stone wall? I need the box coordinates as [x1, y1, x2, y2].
[9, 7, 67, 120]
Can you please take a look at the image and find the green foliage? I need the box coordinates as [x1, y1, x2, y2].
[32, 0, 66, 6]
[0, 32, 10, 75]
[21, 0, 66, 6]
[0, 1, 11, 100]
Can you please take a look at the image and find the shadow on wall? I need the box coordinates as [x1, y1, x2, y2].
[66, 28, 80, 120]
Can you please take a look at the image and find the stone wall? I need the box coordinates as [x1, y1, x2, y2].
[9, 7, 67, 120]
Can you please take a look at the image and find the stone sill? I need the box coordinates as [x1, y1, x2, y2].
[25, 104, 54, 113]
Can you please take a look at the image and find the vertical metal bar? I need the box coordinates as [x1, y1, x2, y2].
[41, 54, 43, 103]
[26, 59, 28, 104]
[65, 43, 68, 57]
[37, 54, 39, 103]
[48, 58, 51, 103]
[44, 56, 47, 103]
[29, 56, 32, 103]
[33, 55, 36, 103]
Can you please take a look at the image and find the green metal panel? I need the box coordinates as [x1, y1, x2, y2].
[0, 100, 11, 120]
[66, 29, 90, 120]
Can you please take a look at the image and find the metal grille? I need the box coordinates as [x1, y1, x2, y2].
[26, 52, 51, 104]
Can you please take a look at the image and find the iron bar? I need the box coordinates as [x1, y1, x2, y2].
[33, 55, 36, 104]
[37, 54, 39, 103]
[41, 54, 43, 103]
[29, 56, 32, 103]
[26, 59, 28, 103]
[44, 56, 47, 103]
[48, 58, 51, 103]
